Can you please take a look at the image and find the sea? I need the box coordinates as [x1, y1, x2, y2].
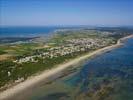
[0, 26, 85, 37]
[10, 34, 133, 100]
[0, 26, 59, 37]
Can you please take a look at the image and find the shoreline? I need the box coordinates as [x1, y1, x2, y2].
[0, 34, 133, 100]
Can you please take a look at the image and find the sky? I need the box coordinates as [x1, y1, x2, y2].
[0, 0, 133, 26]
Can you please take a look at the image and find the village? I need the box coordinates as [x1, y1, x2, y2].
[14, 37, 113, 63]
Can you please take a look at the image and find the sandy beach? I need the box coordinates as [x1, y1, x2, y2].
[0, 34, 133, 100]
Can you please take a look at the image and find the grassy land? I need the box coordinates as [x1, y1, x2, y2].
[0, 50, 6, 55]
[0, 43, 44, 58]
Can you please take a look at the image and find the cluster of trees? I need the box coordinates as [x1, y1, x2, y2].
[0, 50, 6, 55]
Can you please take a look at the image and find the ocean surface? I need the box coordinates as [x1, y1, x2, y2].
[0, 27, 60, 37]
[11, 36, 133, 100]
[0, 26, 84, 37]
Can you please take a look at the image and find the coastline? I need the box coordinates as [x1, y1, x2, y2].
[0, 34, 133, 100]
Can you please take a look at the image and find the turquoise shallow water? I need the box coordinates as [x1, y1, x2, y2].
[11, 38, 133, 100]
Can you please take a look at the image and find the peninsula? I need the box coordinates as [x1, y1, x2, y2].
[0, 28, 133, 100]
